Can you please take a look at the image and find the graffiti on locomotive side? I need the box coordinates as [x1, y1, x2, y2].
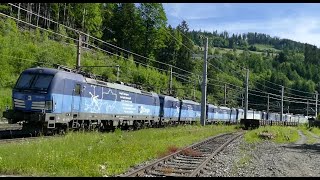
[84, 85, 102, 112]
[138, 106, 150, 114]
[84, 85, 118, 113]
[102, 88, 117, 112]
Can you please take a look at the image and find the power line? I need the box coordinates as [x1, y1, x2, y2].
[258, 77, 315, 96]
[5, 4, 313, 116]
[207, 78, 243, 90]
[1, 8, 199, 95]
[7, 3, 196, 76]
[165, 3, 315, 97]
[149, 3, 195, 54]
[207, 61, 225, 74]
[0, 12, 78, 43]
[285, 86, 316, 95]
[285, 91, 313, 99]
[249, 89, 281, 98]
[0, 54, 51, 66]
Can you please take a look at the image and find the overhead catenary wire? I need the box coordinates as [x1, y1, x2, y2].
[8, 3, 197, 76]
[0, 54, 52, 66]
[0, 12, 79, 43]
[1, 8, 200, 94]
[285, 91, 313, 99]
[166, 2, 315, 97]
[146, 3, 196, 54]
[6, 3, 317, 116]
[8, 3, 268, 102]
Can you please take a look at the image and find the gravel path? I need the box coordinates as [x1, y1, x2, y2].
[202, 130, 320, 177]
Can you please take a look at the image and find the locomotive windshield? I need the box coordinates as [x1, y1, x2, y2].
[15, 73, 54, 91]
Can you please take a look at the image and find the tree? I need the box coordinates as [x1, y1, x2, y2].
[72, 3, 103, 38]
[138, 3, 167, 62]
[110, 3, 144, 57]
[156, 25, 181, 70]
[175, 20, 195, 77]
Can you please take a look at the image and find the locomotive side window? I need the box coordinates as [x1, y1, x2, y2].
[75, 84, 81, 95]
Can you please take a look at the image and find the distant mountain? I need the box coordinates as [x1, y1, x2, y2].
[188, 30, 315, 54]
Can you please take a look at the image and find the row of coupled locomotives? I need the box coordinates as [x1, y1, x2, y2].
[3, 67, 309, 134]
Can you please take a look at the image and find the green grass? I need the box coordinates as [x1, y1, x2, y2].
[253, 44, 281, 52]
[244, 126, 299, 144]
[0, 125, 237, 177]
[0, 88, 11, 117]
[218, 47, 263, 55]
[297, 125, 317, 144]
[310, 127, 320, 136]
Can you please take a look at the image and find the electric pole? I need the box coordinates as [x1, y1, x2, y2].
[17, 3, 21, 20]
[281, 86, 284, 121]
[267, 93, 270, 115]
[224, 84, 227, 106]
[307, 100, 309, 117]
[193, 78, 196, 100]
[316, 91, 318, 118]
[36, 3, 40, 26]
[244, 68, 249, 120]
[76, 33, 82, 71]
[116, 65, 120, 81]
[201, 37, 208, 126]
[241, 93, 244, 108]
[169, 65, 173, 95]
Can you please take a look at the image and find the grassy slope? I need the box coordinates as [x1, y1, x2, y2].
[0, 125, 237, 177]
[193, 43, 280, 58]
[0, 18, 201, 117]
[253, 44, 281, 52]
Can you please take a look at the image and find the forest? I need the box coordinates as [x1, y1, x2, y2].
[0, 3, 319, 116]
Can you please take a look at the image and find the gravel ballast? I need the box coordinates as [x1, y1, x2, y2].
[202, 130, 320, 177]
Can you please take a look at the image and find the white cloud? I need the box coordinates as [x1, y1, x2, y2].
[189, 15, 320, 47]
[163, 3, 320, 47]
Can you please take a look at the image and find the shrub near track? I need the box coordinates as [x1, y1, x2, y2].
[308, 127, 320, 137]
[0, 125, 237, 177]
[244, 126, 299, 144]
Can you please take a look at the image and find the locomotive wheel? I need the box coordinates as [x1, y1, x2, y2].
[134, 121, 141, 130]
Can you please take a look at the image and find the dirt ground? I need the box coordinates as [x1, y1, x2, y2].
[202, 130, 320, 177]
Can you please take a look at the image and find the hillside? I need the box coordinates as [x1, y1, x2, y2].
[0, 3, 320, 116]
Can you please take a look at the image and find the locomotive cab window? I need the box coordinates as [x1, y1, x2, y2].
[74, 84, 81, 95]
[15, 73, 54, 91]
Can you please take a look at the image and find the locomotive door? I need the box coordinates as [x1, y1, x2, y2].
[71, 83, 82, 119]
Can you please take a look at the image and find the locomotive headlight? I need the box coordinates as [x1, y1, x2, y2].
[45, 101, 52, 110]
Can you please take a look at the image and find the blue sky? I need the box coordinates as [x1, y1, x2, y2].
[162, 3, 320, 47]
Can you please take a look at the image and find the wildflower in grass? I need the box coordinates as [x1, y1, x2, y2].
[99, 164, 106, 171]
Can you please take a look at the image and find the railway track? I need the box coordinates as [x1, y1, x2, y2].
[0, 135, 55, 144]
[121, 132, 243, 177]
[0, 122, 22, 131]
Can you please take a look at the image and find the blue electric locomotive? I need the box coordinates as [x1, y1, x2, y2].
[4, 67, 161, 133]
[3, 66, 307, 134]
[179, 100, 201, 124]
[159, 95, 180, 126]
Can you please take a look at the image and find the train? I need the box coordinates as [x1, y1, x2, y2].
[2, 66, 309, 134]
